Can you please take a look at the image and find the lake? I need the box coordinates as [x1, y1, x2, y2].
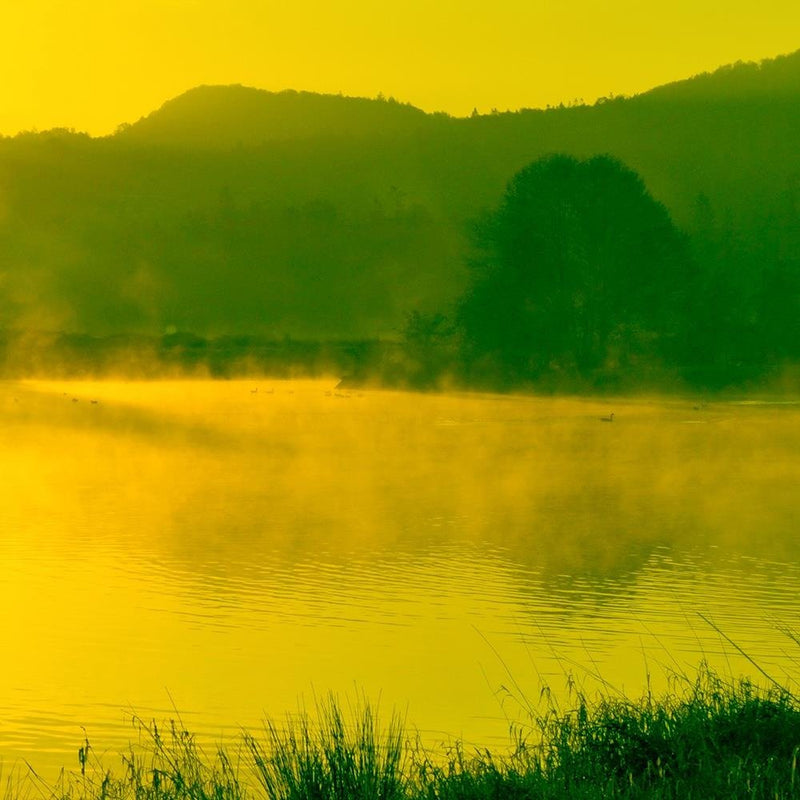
[2, 379, 799, 778]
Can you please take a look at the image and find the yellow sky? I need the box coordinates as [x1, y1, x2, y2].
[1, 0, 799, 136]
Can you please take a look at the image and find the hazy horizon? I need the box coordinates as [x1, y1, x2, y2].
[3, 45, 799, 140]
[2, 0, 799, 136]
[3, 6, 800, 787]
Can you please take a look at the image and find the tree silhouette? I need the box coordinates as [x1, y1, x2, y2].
[458, 154, 695, 385]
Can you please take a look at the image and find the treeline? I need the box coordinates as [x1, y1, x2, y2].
[2, 52, 800, 390]
[390, 154, 800, 393]
[0, 329, 401, 381]
[2, 51, 800, 345]
[2, 152, 799, 392]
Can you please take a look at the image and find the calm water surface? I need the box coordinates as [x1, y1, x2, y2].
[1, 379, 799, 776]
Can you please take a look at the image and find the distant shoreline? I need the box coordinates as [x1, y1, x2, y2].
[2, 328, 796, 397]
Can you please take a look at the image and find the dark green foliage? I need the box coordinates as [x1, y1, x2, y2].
[2, 51, 800, 388]
[458, 154, 694, 385]
[246, 699, 407, 800]
[29, 667, 800, 800]
[0, 329, 400, 380]
[397, 311, 459, 389]
[534, 668, 800, 798]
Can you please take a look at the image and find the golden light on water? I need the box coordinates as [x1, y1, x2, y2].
[2, 379, 800, 776]
[2, 2, 799, 784]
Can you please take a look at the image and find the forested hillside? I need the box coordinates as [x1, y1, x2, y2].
[1, 50, 798, 386]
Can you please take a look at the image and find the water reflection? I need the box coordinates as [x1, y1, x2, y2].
[1, 380, 799, 777]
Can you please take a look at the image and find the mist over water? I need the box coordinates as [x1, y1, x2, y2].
[2, 379, 800, 778]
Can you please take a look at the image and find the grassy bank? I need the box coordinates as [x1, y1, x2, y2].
[20, 665, 800, 800]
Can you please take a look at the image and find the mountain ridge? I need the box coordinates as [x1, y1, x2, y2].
[114, 84, 434, 148]
[0, 47, 799, 353]
[104, 47, 800, 148]
[5, 48, 798, 146]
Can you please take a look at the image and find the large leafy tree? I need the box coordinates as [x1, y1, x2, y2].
[458, 154, 695, 385]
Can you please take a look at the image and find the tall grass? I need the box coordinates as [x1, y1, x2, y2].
[16, 665, 800, 800]
[245, 698, 407, 800]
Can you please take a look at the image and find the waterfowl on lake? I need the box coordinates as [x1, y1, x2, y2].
[600, 412, 615, 422]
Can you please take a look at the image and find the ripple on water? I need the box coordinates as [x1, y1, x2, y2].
[2, 381, 800, 778]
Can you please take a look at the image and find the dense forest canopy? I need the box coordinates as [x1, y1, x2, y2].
[458, 155, 695, 385]
[1, 49, 799, 387]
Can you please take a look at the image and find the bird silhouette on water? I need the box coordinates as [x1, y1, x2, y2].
[600, 412, 615, 422]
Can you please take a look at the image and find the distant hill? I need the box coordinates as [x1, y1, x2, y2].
[638, 48, 800, 102]
[116, 85, 433, 148]
[0, 49, 799, 351]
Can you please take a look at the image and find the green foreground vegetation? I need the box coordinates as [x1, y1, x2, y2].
[22, 665, 800, 800]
